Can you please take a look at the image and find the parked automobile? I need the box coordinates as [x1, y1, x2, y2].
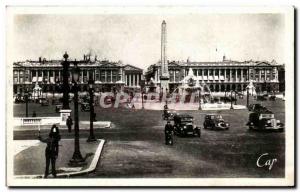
[246, 110, 284, 132]
[14, 95, 25, 103]
[203, 114, 230, 130]
[162, 109, 177, 120]
[220, 96, 237, 103]
[173, 114, 201, 137]
[269, 95, 276, 101]
[55, 104, 62, 113]
[256, 95, 267, 101]
[248, 103, 267, 112]
[237, 92, 244, 99]
[40, 99, 50, 106]
[81, 102, 90, 112]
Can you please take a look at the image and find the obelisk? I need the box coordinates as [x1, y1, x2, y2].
[160, 20, 170, 92]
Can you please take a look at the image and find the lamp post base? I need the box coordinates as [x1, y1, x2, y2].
[230, 106, 234, 110]
[87, 136, 97, 143]
[69, 153, 86, 167]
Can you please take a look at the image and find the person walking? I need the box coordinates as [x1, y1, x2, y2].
[164, 121, 174, 145]
[38, 124, 61, 178]
[66, 116, 73, 133]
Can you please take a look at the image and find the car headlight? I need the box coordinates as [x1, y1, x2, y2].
[276, 120, 280, 123]
[226, 123, 229, 126]
[183, 126, 187, 129]
[267, 120, 271, 123]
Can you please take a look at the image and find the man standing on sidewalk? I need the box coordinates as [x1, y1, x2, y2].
[66, 116, 73, 133]
[39, 125, 61, 178]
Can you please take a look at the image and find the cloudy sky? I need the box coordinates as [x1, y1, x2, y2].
[11, 13, 285, 68]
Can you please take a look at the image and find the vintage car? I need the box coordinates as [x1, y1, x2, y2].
[162, 109, 177, 120]
[248, 103, 267, 112]
[173, 114, 201, 137]
[14, 95, 25, 103]
[203, 114, 230, 130]
[40, 98, 50, 106]
[269, 95, 276, 101]
[81, 102, 90, 112]
[55, 104, 62, 113]
[246, 110, 284, 132]
[256, 95, 267, 101]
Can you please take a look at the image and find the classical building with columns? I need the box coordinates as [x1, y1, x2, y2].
[13, 56, 143, 94]
[145, 56, 284, 93]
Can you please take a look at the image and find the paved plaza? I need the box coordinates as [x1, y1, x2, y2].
[13, 95, 285, 178]
[14, 139, 105, 178]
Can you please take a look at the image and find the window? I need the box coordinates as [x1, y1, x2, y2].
[14, 77, 18, 83]
[112, 70, 117, 82]
[14, 71, 18, 75]
[193, 69, 197, 76]
[100, 71, 105, 82]
[20, 77, 23, 83]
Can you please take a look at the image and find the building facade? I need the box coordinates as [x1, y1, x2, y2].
[145, 57, 284, 93]
[13, 56, 143, 95]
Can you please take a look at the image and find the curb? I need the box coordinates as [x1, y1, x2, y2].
[14, 139, 105, 179]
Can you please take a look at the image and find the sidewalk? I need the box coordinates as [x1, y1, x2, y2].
[14, 121, 111, 131]
[14, 139, 105, 178]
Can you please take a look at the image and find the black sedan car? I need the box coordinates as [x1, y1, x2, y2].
[203, 114, 230, 130]
[173, 114, 201, 137]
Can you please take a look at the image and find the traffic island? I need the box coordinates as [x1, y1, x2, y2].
[13, 139, 105, 178]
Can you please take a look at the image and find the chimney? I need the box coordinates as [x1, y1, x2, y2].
[223, 55, 226, 61]
[95, 55, 97, 62]
[83, 54, 86, 61]
[39, 57, 42, 63]
[42, 58, 46, 64]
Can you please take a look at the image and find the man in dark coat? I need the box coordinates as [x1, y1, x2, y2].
[39, 124, 61, 178]
[66, 116, 73, 133]
[164, 121, 174, 145]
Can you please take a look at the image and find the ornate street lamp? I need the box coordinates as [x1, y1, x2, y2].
[141, 90, 144, 109]
[24, 88, 29, 117]
[165, 88, 168, 107]
[87, 78, 96, 142]
[246, 87, 250, 108]
[198, 88, 202, 110]
[230, 90, 234, 110]
[69, 62, 85, 165]
[234, 90, 237, 105]
[61, 52, 70, 109]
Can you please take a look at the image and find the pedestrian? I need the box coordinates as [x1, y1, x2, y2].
[38, 125, 61, 178]
[66, 116, 73, 133]
[49, 124, 61, 142]
[32, 111, 37, 117]
[164, 120, 174, 145]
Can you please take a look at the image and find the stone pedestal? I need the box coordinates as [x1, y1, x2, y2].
[60, 109, 72, 125]
[160, 76, 170, 92]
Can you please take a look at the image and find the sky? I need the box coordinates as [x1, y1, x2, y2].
[11, 13, 286, 69]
